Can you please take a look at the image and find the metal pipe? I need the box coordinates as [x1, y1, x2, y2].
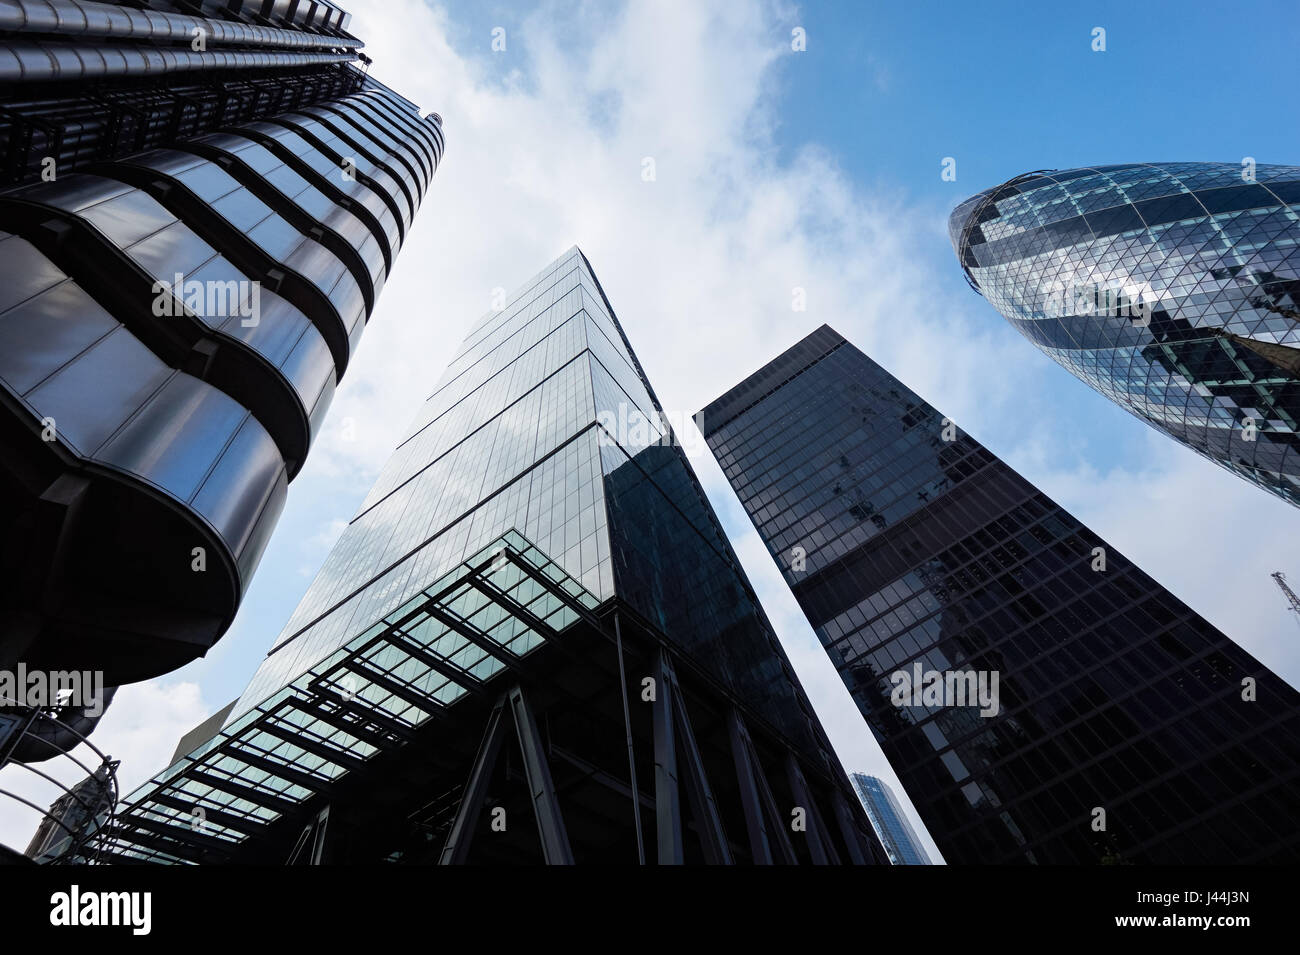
[0, 0, 363, 51]
[0, 41, 356, 83]
[0, 786, 82, 842]
[613, 612, 645, 864]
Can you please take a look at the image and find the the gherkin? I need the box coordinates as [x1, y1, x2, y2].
[950, 162, 1300, 508]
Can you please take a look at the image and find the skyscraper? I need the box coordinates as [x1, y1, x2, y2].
[0, 2, 443, 714]
[696, 324, 1300, 864]
[949, 162, 1300, 509]
[850, 773, 931, 865]
[101, 249, 885, 865]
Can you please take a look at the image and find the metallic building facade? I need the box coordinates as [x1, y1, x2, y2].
[102, 250, 885, 865]
[950, 162, 1300, 509]
[0, 2, 443, 693]
[850, 772, 931, 865]
[697, 325, 1300, 864]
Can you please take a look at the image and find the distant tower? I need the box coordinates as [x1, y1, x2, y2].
[1272, 572, 1300, 631]
[850, 773, 932, 865]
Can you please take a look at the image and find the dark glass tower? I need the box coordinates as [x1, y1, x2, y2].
[102, 250, 886, 866]
[696, 324, 1300, 864]
[850, 773, 931, 865]
[0, 3, 443, 703]
[950, 162, 1300, 509]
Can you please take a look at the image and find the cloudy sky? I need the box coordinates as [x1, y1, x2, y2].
[4, 0, 1299, 862]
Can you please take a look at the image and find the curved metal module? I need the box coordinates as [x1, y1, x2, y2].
[0, 10, 443, 689]
[0, 41, 359, 82]
[0, 229, 288, 684]
[0, 0, 363, 51]
[950, 162, 1300, 508]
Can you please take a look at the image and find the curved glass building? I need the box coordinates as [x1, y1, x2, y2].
[0, 3, 444, 692]
[950, 162, 1300, 508]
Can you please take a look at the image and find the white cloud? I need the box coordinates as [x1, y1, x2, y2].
[0, 681, 209, 854]
[304, 0, 1022, 862]
[10, 0, 1291, 867]
[251, 0, 1299, 863]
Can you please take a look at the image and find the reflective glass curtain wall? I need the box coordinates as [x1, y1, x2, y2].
[850, 773, 931, 865]
[697, 325, 1300, 864]
[951, 162, 1300, 509]
[235, 248, 833, 760]
[233, 248, 614, 711]
[178, 249, 886, 865]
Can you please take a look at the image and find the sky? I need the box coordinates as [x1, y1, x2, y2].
[4, 0, 1299, 863]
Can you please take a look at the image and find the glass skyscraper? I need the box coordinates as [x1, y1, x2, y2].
[102, 250, 886, 866]
[950, 162, 1300, 509]
[696, 324, 1300, 864]
[0, 2, 442, 703]
[850, 773, 931, 865]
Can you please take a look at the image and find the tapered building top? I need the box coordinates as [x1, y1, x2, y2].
[101, 249, 885, 866]
[950, 162, 1300, 508]
[225, 248, 822, 745]
[850, 773, 931, 865]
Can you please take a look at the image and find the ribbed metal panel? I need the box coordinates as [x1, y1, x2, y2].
[0, 20, 444, 693]
[0, 40, 355, 82]
[0, 0, 363, 50]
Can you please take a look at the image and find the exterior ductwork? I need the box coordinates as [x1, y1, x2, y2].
[0, 41, 356, 82]
[0, 0, 363, 50]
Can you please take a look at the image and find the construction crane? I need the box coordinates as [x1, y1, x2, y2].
[1271, 572, 1300, 631]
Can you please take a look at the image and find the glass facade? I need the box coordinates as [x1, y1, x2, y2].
[850, 773, 931, 865]
[950, 162, 1300, 508]
[0, 3, 442, 691]
[234, 248, 825, 754]
[697, 325, 1300, 864]
[104, 251, 882, 865]
[233, 249, 614, 712]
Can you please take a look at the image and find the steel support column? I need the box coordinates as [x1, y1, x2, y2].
[730, 710, 797, 864]
[830, 790, 869, 865]
[660, 652, 732, 864]
[728, 708, 773, 863]
[613, 612, 646, 865]
[438, 696, 508, 865]
[286, 805, 330, 865]
[507, 685, 574, 865]
[651, 648, 683, 864]
[786, 753, 840, 865]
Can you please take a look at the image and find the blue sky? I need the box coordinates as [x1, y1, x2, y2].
[6, 0, 1298, 861]
[774, 0, 1299, 197]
